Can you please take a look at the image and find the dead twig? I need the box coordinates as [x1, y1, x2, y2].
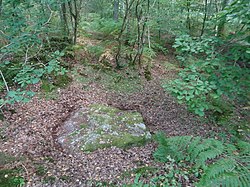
[0, 70, 9, 92]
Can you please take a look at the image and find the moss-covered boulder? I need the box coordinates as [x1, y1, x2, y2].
[57, 104, 151, 152]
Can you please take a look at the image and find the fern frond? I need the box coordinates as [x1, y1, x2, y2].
[195, 139, 224, 169]
[224, 143, 237, 155]
[154, 134, 250, 187]
[201, 172, 250, 187]
[190, 139, 213, 161]
[167, 136, 192, 161]
[237, 140, 250, 155]
[154, 133, 192, 162]
[202, 158, 236, 179]
[197, 158, 250, 187]
[187, 136, 201, 155]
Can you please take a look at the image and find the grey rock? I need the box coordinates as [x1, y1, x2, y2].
[57, 104, 151, 152]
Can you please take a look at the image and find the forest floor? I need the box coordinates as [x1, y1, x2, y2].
[0, 35, 228, 186]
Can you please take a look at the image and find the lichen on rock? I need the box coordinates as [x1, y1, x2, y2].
[57, 104, 151, 152]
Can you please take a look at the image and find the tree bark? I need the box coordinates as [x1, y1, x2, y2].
[186, 0, 191, 33]
[67, 0, 81, 44]
[216, 0, 229, 37]
[113, 0, 119, 22]
[200, 0, 208, 37]
[115, 0, 135, 68]
[61, 2, 69, 38]
[0, 0, 2, 16]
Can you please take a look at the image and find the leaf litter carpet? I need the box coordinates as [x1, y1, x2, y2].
[0, 80, 225, 186]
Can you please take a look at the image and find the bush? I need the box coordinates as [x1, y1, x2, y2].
[163, 35, 250, 116]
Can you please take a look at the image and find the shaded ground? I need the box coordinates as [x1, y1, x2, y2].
[108, 80, 223, 137]
[0, 37, 227, 186]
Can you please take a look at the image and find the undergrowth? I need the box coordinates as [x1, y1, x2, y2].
[73, 64, 142, 93]
[153, 133, 250, 187]
[127, 133, 250, 187]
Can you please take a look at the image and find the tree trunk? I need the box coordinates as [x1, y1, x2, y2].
[67, 0, 81, 44]
[0, 0, 2, 16]
[115, 0, 135, 68]
[113, 0, 119, 22]
[186, 0, 191, 33]
[132, 0, 149, 67]
[157, 0, 161, 39]
[216, 0, 228, 37]
[200, 0, 208, 37]
[61, 2, 69, 38]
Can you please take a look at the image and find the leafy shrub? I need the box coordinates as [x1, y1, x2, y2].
[164, 57, 250, 116]
[173, 35, 218, 66]
[153, 133, 250, 187]
[151, 42, 168, 55]
[164, 64, 219, 116]
[0, 50, 67, 108]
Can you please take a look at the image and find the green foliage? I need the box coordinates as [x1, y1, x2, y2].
[173, 35, 218, 66]
[0, 169, 25, 187]
[129, 158, 188, 187]
[0, 0, 70, 110]
[130, 174, 149, 187]
[86, 45, 105, 59]
[151, 43, 168, 55]
[165, 54, 250, 116]
[222, 0, 250, 28]
[164, 64, 220, 116]
[153, 133, 250, 187]
[6, 90, 35, 104]
[166, 0, 250, 118]
[97, 19, 121, 37]
[0, 50, 67, 107]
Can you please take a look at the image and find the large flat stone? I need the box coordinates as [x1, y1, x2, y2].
[57, 104, 151, 152]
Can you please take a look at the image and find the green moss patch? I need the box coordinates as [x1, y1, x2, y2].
[72, 65, 142, 93]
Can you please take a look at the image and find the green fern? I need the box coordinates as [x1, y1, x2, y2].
[194, 139, 224, 169]
[153, 133, 250, 187]
[154, 133, 191, 162]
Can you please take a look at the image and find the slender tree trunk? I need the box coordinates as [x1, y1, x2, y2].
[157, 0, 161, 39]
[186, 0, 191, 33]
[61, 2, 69, 38]
[217, 0, 228, 37]
[67, 0, 81, 44]
[132, 0, 149, 67]
[73, 0, 78, 44]
[0, 0, 2, 16]
[115, 0, 135, 68]
[200, 0, 208, 37]
[113, 0, 119, 22]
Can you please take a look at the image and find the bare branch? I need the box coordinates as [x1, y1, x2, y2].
[43, 4, 53, 26]
[0, 70, 9, 92]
